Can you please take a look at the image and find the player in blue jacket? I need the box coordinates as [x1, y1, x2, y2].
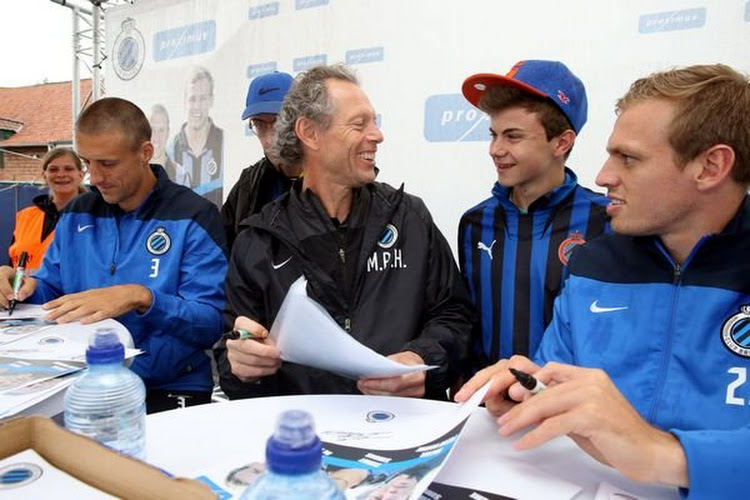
[0, 97, 228, 413]
[456, 63, 750, 498]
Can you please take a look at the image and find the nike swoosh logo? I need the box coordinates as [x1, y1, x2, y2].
[272, 256, 292, 270]
[258, 87, 280, 96]
[590, 300, 628, 313]
[77, 224, 94, 233]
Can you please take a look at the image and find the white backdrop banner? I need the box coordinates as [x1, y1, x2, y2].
[105, 0, 750, 252]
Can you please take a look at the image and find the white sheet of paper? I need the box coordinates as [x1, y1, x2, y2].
[0, 318, 140, 362]
[0, 303, 49, 320]
[0, 358, 82, 394]
[594, 481, 661, 500]
[0, 304, 56, 346]
[0, 449, 115, 499]
[434, 409, 583, 500]
[0, 372, 80, 419]
[269, 276, 435, 379]
[0, 319, 140, 419]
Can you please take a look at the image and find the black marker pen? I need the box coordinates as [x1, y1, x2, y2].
[8, 251, 29, 317]
[509, 367, 547, 394]
[222, 328, 267, 341]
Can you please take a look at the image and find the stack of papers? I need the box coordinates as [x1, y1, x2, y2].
[0, 304, 139, 419]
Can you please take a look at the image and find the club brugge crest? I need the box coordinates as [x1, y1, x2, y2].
[112, 18, 145, 81]
[558, 232, 585, 265]
[721, 305, 750, 358]
[366, 410, 394, 422]
[146, 227, 171, 256]
[377, 224, 398, 249]
[207, 158, 218, 177]
[0, 463, 43, 489]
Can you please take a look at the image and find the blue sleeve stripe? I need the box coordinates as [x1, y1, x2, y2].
[529, 211, 551, 356]
[499, 210, 517, 360]
[480, 201, 497, 359]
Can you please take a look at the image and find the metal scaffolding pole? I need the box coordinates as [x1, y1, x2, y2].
[50, 0, 134, 144]
[92, 2, 103, 101]
[72, 7, 80, 146]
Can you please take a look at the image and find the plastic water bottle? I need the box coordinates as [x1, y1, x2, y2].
[240, 409, 344, 499]
[64, 328, 146, 460]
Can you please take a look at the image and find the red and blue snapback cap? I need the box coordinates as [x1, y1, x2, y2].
[462, 60, 588, 133]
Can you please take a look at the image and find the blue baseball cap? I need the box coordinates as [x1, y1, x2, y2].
[462, 60, 588, 133]
[241, 71, 294, 120]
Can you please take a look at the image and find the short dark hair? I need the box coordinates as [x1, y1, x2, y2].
[479, 86, 574, 141]
[185, 66, 214, 95]
[150, 103, 170, 126]
[76, 97, 152, 151]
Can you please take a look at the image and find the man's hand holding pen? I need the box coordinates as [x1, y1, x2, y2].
[454, 355, 542, 415]
[0, 263, 37, 312]
[455, 357, 689, 488]
[225, 315, 281, 384]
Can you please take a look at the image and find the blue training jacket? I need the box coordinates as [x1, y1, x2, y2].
[32, 165, 228, 393]
[536, 196, 750, 499]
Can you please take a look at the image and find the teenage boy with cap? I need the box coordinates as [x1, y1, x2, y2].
[456, 63, 750, 498]
[221, 71, 300, 249]
[457, 60, 609, 371]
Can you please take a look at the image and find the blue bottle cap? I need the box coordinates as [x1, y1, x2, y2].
[85, 329, 125, 365]
[266, 409, 322, 475]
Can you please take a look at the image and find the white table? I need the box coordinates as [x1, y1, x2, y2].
[144, 395, 679, 500]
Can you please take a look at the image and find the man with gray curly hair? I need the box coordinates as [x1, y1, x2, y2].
[215, 64, 473, 400]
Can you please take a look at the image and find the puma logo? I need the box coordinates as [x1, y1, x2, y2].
[477, 240, 496, 260]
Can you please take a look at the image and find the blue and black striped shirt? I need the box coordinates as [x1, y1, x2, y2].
[458, 168, 609, 368]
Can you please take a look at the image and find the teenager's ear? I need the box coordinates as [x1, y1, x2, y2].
[553, 129, 576, 158]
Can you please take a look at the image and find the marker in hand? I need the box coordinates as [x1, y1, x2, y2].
[222, 328, 267, 341]
[8, 251, 29, 317]
[509, 367, 547, 395]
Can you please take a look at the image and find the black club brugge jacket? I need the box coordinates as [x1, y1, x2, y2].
[216, 181, 473, 400]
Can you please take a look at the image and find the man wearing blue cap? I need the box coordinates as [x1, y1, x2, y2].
[221, 71, 300, 249]
[457, 60, 609, 372]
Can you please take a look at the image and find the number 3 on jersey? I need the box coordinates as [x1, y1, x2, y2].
[150, 258, 160, 278]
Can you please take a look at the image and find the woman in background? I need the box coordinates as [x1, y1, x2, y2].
[8, 147, 85, 270]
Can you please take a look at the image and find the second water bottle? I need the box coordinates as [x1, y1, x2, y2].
[240, 409, 344, 499]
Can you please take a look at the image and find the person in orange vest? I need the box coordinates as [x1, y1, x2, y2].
[8, 147, 85, 270]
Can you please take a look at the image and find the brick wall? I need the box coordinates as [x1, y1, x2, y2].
[0, 147, 46, 182]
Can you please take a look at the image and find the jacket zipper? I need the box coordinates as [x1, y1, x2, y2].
[648, 261, 680, 422]
[647, 237, 709, 422]
[110, 214, 121, 276]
